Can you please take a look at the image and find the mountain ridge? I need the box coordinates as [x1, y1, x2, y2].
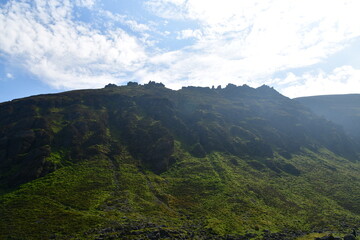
[1, 82, 360, 239]
[296, 94, 360, 144]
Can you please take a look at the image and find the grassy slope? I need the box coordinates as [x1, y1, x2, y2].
[1, 146, 360, 239]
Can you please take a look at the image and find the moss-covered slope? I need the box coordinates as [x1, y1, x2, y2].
[1, 83, 360, 239]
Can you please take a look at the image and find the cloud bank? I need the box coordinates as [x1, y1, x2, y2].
[1, 0, 360, 97]
[0, 0, 148, 89]
[145, 0, 360, 93]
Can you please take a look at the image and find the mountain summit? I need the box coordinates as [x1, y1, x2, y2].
[1, 83, 360, 239]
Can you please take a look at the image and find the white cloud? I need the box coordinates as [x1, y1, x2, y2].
[278, 66, 360, 98]
[75, 0, 96, 8]
[1, 0, 360, 96]
[0, 0, 148, 89]
[145, 0, 188, 19]
[99, 10, 151, 33]
[176, 29, 202, 40]
[6, 73, 13, 79]
[145, 0, 360, 91]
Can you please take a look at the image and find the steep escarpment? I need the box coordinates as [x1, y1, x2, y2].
[1, 83, 360, 239]
[296, 94, 360, 144]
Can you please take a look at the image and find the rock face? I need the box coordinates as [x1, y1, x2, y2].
[1, 83, 360, 239]
[0, 104, 54, 188]
[296, 94, 360, 144]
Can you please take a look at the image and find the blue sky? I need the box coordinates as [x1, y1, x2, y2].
[1, 0, 360, 102]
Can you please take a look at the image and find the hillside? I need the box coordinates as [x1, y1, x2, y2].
[1, 82, 360, 239]
[296, 94, 360, 144]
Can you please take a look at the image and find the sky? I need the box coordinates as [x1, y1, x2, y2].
[1, 0, 360, 102]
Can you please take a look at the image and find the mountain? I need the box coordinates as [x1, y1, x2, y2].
[1, 82, 360, 239]
[296, 94, 360, 144]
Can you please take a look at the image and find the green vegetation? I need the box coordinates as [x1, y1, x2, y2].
[0, 83, 360, 239]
